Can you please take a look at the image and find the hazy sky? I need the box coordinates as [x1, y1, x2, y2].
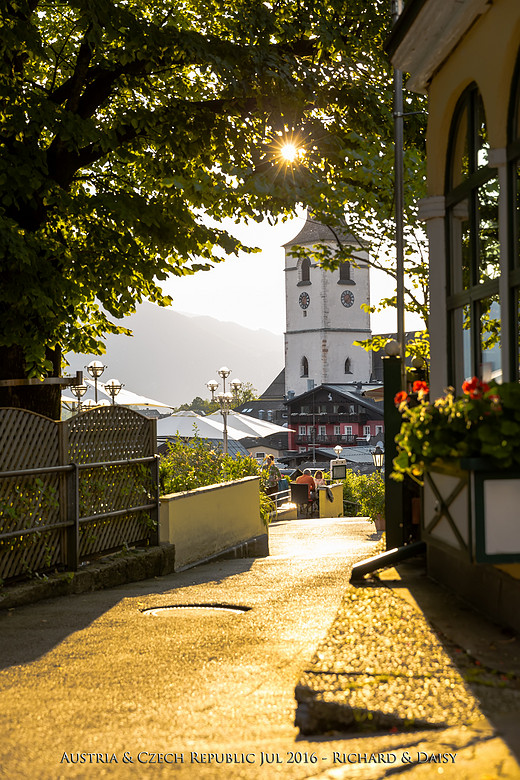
[161, 212, 425, 336]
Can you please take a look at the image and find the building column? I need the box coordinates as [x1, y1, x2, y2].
[488, 148, 511, 382]
[417, 195, 447, 397]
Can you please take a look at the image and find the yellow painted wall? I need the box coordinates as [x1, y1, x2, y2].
[426, 0, 520, 194]
[318, 483, 344, 518]
[159, 476, 265, 570]
[496, 563, 520, 580]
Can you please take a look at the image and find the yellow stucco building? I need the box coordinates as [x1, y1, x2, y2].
[389, 0, 520, 630]
[390, 0, 520, 394]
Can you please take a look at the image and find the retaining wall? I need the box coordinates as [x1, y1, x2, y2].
[159, 476, 268, 570]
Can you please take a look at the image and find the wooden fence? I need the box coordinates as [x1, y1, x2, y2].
[0, 406, 159, 583]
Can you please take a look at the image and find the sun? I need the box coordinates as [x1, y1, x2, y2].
[280, 143, 299, 163]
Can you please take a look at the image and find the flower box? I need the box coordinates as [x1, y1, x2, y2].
[423, 460, 520, 563]
[394, 379, 520, 564]
[466, 462, 520, 563]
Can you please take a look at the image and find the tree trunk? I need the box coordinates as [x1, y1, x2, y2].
[0, 345, 62, 420]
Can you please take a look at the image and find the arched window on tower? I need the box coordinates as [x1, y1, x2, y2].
[344, 357, 352, 374]
[300, 356, 309, 377]
[339, 262, 351, 282]
[300, 257, 311, 284]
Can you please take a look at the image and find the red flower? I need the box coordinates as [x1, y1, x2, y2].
[394, 391, 408, 405]
[462, 377, 478, 395]
[412, 381, 428, 393]
[462, 377, 489, 399]
[412, 380, 429, 395]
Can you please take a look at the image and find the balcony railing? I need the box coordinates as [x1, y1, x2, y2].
[290, 413, 366, 425]
[293, 433, 357, 446]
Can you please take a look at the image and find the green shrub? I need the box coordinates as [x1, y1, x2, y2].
[159, 434, 260, 494]
[159, 435, 272, 526]
[342, 470, 385, 523]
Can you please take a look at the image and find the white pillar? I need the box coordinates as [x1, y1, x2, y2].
[488, 148, 510, 383]
[417, 196, 447, 397]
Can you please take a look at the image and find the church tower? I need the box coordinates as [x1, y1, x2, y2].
[284, 215, 372, 397]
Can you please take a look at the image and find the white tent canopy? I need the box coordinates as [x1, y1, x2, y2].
[204, 410, 292, 438]
[85, 379, 174, 409]
[157, 411, 247, 441]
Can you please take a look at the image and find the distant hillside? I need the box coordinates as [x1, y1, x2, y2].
[65, 302, 284, 406]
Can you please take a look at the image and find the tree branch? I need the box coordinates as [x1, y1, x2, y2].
[64, 28, 94, 112]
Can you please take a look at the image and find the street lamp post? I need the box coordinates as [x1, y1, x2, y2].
[217, 366, 231, 393]
[206, 367, 242, 455]
[206, 380, 219, 401]
[70, 382, 88, 413]
[372, 445, 385, 474]
[217, 392, 234, 455]
[104, 378, 123, 405]
[85, 360, 106, 403]
[230, 378, 243, 405]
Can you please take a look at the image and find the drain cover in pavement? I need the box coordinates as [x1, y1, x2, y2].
[141, 604, 251, 616]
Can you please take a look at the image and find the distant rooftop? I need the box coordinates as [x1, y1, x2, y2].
[260, 369, 285, 399]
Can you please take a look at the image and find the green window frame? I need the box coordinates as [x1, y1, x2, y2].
[445, 84, 501, 389]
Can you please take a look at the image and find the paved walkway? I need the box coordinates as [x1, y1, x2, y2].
[295, 559, 520, 778]
[1, 517, 520, 779]
[0, 518, 377, 779]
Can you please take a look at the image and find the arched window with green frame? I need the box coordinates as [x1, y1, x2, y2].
[507, 50, 520, 381]
[445, 84, 501, 389]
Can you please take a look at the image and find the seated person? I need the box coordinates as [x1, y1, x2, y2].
[314, 470, 327, 487]
[295, 469, 316, 500]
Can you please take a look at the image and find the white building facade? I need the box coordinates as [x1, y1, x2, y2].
[284, 216, 372, 397]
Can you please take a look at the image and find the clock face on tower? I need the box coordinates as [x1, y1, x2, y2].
[340, 290, 355, 308]
[299, 292, 310, 309]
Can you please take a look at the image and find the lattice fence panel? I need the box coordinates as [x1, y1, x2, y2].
[69, 406, 157, 555]
[1, 405, 157, 581]
[0, 409, 65, 580]
[79, 513, 153, 559]
[79, 462, 154, 518]
[0, 472, 61, 536]
[0, 408, 59, 471]
[66, 406, 152, 463]
[0, 529, 62, 581]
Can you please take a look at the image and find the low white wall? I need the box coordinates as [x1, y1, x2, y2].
[159, 476, 267, 570]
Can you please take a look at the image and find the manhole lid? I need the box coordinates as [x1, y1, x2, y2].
[141, 603, 251, 616]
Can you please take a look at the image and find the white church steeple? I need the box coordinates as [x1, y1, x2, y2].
[284, 215, 372, 396]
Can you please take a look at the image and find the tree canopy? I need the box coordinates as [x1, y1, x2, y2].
[0, 0, 425, 416]
[174, 382, 258, 413]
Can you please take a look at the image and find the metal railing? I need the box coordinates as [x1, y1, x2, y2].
[0, 455, 160, 580]
[343, 498, 361, 516]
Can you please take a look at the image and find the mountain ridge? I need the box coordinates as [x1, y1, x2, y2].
[66, 302, 284, 407]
